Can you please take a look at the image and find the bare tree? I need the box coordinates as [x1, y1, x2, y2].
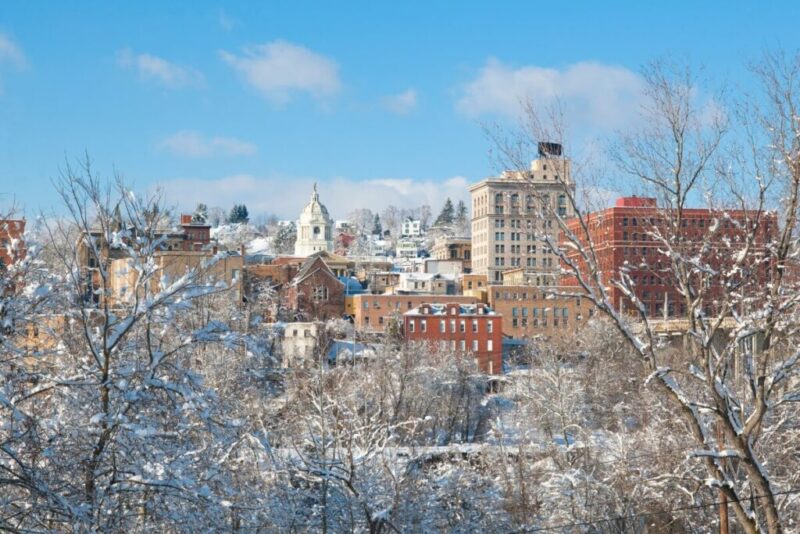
[489, 56, 800, 533]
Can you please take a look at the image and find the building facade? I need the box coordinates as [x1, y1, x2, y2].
[488, 285, 593, 339]
[401, 218, 422, 237]
[561, 196, 778, 317]
[470, 143, 575, 284]
[295, 183, 334, 257]
[403, 302, 503, 374]
[351, 293, 477, 332]
[431, 237, 472, 273]
[285, 253, 345, 321]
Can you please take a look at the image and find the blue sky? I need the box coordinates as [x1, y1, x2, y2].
[1, 1, 798, 219]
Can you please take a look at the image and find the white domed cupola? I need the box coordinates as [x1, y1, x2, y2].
[294, 183, 334, 257]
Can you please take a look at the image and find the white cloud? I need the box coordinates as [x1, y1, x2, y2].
[117, 48, 204, 89]
[382, 89, 417, 115]
[0, 33, 27, 94]
[0, 33, 27, 68]
[219, 40, 341, 105]
[457, 59, 644, 130]
[158, 131, 257, 158]
[156, 174, 471, 219]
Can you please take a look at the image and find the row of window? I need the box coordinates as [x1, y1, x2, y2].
[511, 307, 570, 318]
[495, 291, 581, 304]
[407, 317, 495, 334]
[511, 317, 573, 328]
[430, 339, 494, 352]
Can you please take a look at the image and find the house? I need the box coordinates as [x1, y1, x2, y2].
[280, 322, 321, 367]
[401, 218, 422, 237]
[395, 239, 419, 259]
[403, 302, 503, 374]
[285, 253, 346, 321]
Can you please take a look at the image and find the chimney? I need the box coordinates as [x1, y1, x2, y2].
[180, 214, 192, 225]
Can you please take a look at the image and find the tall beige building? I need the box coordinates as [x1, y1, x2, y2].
[470, 144, 575, 284]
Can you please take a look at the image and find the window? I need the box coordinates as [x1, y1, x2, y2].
[472, 339, 478, 351]
[472, 319, 478, 333]
[440, 319, 446, 333]
[460, 320, 466, 333]
[421, 319, 427, 332]
[460, 339, 466, 351]
[487, 339, 493, 351]
[313, 286, 329, 301]
[450, 319, 456, 333]
[408, 320, 415, 333]
[487, 321, 494, 333]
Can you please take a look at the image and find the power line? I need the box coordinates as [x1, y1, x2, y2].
[509, 487, 800, 533]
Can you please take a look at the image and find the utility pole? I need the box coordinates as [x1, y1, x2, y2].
[717, 422, 729, 534]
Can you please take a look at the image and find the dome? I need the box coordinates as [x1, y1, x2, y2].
[299, 183, 332, 223]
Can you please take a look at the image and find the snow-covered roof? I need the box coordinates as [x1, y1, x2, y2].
[405, 303, 497, 316]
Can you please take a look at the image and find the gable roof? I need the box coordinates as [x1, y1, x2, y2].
[291, 254, 345, 287]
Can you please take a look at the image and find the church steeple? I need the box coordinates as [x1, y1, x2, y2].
[294, 183, 334, 257]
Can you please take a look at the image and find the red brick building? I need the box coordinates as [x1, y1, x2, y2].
[177, 214, 212, 252]
[561, 197, 777, 317]
[0, 219, 26, 267]
[351, 294, 478, 332]
[403, 302, 503, 374]
[285, 253, 345, 321]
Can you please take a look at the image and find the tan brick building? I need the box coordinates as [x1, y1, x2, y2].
[488, 285, 594, 339]
[430, 237, 472, 272]
[470, 144, 575, 284]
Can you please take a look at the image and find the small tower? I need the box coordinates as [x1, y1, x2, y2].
[294, 183, 334, 257]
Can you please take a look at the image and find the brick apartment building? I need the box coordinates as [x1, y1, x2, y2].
[488, 285, 594, 339]
[403, 302, 503, 374]
[561, 197, 778, 317]
[350, 293, 477, 332]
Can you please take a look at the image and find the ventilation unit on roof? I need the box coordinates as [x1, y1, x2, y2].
[538, 142, 562, 157]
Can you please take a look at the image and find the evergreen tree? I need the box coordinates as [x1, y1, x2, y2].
[434, 198, 455, 226]
[229, 204, 250, 224]
[372, 214, 383, 236]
